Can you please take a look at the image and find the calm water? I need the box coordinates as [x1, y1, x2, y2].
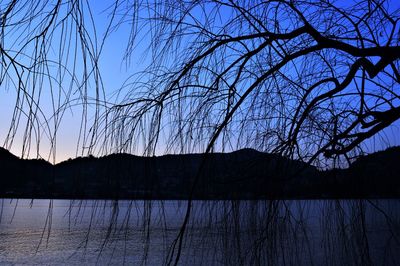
[0, 199, 399, 265]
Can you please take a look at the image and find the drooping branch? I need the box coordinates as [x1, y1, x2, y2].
[102, 0, 400, 166]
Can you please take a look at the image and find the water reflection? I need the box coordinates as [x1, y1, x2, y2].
[0, 199, 399, 265]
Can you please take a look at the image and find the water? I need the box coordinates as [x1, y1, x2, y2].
[0, 199, 399, 265]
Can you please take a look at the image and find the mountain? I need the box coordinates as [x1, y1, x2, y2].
[320, 147, 400, 198]
[0, 147, 399, 199]
[0, 149, 53, 198]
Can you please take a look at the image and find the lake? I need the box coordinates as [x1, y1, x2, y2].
[0, 199, 399, 265]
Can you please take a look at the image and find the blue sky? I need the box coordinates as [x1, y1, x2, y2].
[0, 0, 399, 163]
[0, 1, 141, 162]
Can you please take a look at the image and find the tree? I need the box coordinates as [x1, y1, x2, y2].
[99, 1, 400, 263]
[101, 0, 400, 168]
[2, 0, 399, 165]
[0, 0, 105, 161]
[1, 1, 400, 265]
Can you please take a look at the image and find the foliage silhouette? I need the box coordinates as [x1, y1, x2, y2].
[99, 0, 400, 168]
[1, 1, 400, 265]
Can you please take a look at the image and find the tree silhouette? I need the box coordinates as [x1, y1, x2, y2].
[99, 1, 400, 263]
[0, 0, 105, 161]
[1, 1, 400, 265]
[99, 0, 400, 168]
[1, 1, 399, 164]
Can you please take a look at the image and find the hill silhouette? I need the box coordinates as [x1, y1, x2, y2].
[0, 147, 399, 199]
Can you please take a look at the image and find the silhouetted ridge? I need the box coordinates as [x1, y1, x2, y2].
[0, 147, 18, 160]
[0, 147, 399, 199]
[351, 146, 400, 168]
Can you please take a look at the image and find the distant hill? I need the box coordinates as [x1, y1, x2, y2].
[325, 147, 400, 198]
[0, 147, 399, 199]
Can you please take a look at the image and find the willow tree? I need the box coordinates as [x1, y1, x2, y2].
[1, 1, 399, 165]
[100, 2, 400, 263]
[100, 0, 400, 168]
[1, 1, 400, 265]
[0, 0, 105, 162]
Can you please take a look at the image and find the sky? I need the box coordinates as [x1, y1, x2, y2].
[0, 1, 149, 162]
[0, 0, 399, 164]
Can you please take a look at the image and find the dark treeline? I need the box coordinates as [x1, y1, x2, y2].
[0, 147, 399, 199]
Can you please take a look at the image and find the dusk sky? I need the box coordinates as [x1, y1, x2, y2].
[0, 1, 150, 162]
[1, 2, 400, 265]
[0, 0, 399, 163]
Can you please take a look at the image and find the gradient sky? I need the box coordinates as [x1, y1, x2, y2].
[0, 1, 143, 162]
[0, 0, 399, 163]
